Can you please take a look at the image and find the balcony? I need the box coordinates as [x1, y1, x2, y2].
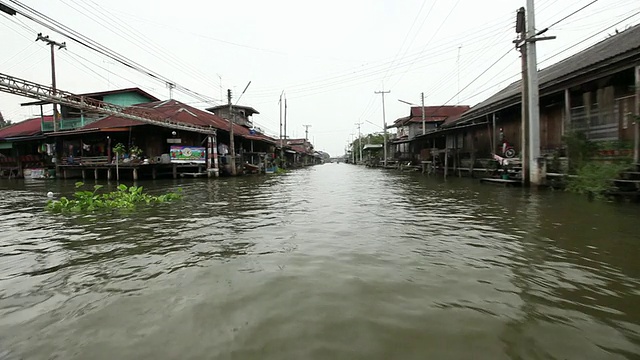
[41, 118, 86, 132]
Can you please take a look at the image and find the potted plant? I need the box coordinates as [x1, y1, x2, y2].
[129, 145, 143, 162]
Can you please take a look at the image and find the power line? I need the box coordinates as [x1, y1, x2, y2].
[381, 0, 432, 82]
[63, 0, 221, 93]
[248, 13, 518, 96]
[539, 9, 640, 64]
[3, 0, 219, 105]
[538, 0, 599, 34]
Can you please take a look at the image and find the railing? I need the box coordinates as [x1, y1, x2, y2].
[570, 104, 618, 141]
[42, 118, 85, 132]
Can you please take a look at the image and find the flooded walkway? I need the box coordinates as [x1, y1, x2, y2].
[0, 164, 639, 359]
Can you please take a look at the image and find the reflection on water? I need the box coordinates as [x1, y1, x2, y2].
[0, 165, 639, 359]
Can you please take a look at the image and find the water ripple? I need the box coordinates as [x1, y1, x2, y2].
[0, 166, 639, 359]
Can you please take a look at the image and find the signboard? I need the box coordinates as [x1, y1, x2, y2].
[167, 138, 182, 144]
[170, 146, 205, 163]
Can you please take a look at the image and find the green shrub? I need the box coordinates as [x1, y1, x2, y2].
[45, 182, 182, 213]
[566, 162, 628, 199]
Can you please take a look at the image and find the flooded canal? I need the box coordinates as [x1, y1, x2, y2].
[0, 164, 639, 359]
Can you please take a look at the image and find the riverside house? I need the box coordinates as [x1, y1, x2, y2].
[4, 88, 277, 179]
[409, 24, 640, 174]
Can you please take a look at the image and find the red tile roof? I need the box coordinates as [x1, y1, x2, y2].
[0, 116, 52, 139]
[81, 100, 276, 144]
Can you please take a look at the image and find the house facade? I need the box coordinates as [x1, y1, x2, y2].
[389, 105, 470, 162]
[410, 24, 640, 173]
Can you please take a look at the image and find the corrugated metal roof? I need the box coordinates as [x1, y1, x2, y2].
[79, 100, 276, 143]
[450, 23, 640, 127]
[206, 104, 260, 116]
[0, 116, 52, 139]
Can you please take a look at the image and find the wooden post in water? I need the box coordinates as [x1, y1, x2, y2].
[115, 151, 120, 182]
[172, 164, 177, 179]
[444, 148, 449, 179]
[94, 168, 98, 180]
[133, 168, 138, 181]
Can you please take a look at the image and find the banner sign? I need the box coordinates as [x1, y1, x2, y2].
[170, 146, 206, 163]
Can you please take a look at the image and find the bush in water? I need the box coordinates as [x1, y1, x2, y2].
[45, 182, 182, 213]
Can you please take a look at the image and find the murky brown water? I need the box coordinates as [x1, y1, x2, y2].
[0, 164, 639, 359]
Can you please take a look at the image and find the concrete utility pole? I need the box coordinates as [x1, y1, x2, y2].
[167, 82, 175, 99]
[421, 92, 426, 135]
[516, 7, 530, 186]
[227, 81, 252, 176]
[524, 0, 554, 185]
[284, 95, 288, 144]
[526, 0, 540, 185]
[350, 133, 356, 163]
[302, 124, 311, 140]
[227, 89, 236, 175]
[634, 66, 640, 163]
[36, 33, 66, 132]
[375, 89, 390, 167]
[279, 91, 284, 167]
[355, 122, 363, 163]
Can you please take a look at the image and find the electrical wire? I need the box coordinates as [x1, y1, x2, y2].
[3, 0, 219, 105]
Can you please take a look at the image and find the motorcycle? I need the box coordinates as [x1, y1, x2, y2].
[499, 128, 516, 158]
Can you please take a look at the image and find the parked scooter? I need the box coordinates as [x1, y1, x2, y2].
[499, 128, 516, 158]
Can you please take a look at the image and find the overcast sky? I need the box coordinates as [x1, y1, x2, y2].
[1, 0, 639, 156]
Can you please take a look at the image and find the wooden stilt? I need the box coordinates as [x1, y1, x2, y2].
[172, 164, 177, 179]
[94, 168, 98, 180]
[63, 168, 67, 179]
[133, 168, 138, 181]
[152, 167, 157, 180]
[107, 168, 112, 181]
[444, 149, 449, 179]
[469, 153, 475, 178]
[453, 150, 458, 177]
[82, 169, 86, 180]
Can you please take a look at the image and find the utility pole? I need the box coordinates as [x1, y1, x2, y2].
[167, 82, 175, 99]
[284, 94, 288, 144]
[516, 7, 530, 186]
[457, 46, 462, 104]
[279, 91, 284, 168]
[355, 122, 363, 163]
[303, 124, 311, 140]
[36, 33, 66, 132]
[635, 66, 640, 163]
[227, 89, 236, 175]
[524, 0, 554, 185]
[350, 133, 356, 163]
[375, 89, 390, 167]
[227, 81, 252, 176]
[421, 92, 426, 135]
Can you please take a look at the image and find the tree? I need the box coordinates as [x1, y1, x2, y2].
[0, 111, 11, 128]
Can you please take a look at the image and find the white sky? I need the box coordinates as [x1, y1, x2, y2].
[1, 0, 639, 156]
